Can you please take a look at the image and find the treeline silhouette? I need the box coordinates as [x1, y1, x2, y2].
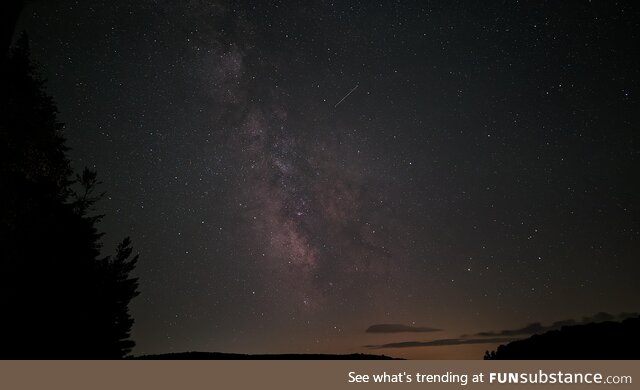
[135, 352, 400, 360]
[1, 22, 139, 357]
[484, 316, 640, 360]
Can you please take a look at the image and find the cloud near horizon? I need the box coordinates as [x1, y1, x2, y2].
[472, 312, 638, 337]
[364, 312, 640, 349]
[365, 324, 442, 333]
[365, 337, 516, 349]
[363, 312, 639, 351]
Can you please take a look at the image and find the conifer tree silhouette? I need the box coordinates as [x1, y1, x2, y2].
[1, 33, 139, 359]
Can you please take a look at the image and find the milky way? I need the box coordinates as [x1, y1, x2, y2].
[228, 70, 401, 311]
[18, 0, 640, 358]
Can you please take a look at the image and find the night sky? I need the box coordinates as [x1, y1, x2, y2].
[17, 1, 639, 359]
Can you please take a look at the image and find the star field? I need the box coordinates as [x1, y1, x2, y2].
[17, 0, 639, 358]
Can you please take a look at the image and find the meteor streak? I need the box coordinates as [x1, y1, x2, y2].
[334, 84, 359, 108]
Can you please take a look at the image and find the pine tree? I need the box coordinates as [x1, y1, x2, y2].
[1, 33, 139, 359]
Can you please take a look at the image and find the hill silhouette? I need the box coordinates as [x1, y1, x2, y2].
[485, 316, 640, 359]
[136, 352, 400, 360]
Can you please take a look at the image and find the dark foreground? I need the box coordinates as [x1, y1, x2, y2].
[486, 316, 640, 359]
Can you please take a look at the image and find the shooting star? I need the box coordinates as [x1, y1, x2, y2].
[334, 84, 359, 108]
